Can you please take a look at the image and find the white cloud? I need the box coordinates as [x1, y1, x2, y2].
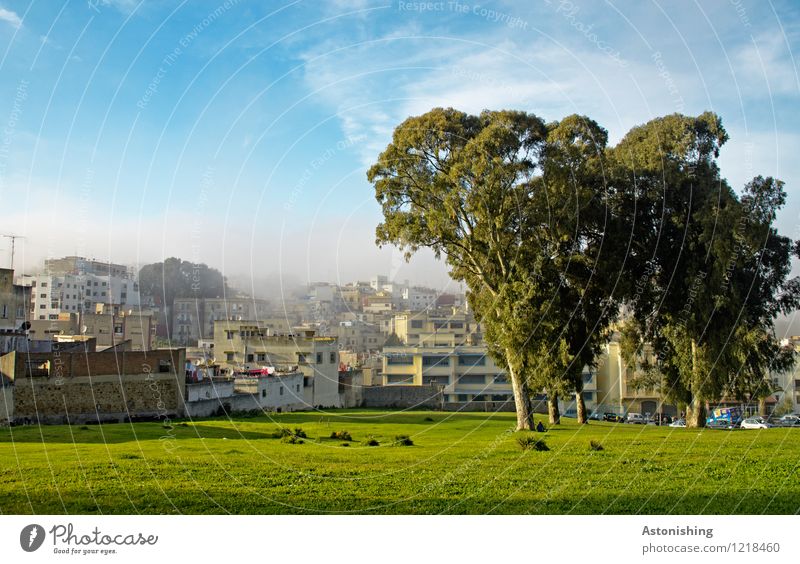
[734, 32, 800, 96]
[0, 7, 22, 29]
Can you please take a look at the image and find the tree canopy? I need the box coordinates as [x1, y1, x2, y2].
[138, 257, 228, 308]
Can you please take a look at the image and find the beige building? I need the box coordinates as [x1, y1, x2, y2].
[213, 320, 341, 408]
[0, 268, 29, 332]
[391, 309, 483, 347]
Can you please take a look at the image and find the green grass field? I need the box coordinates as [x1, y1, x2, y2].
[1, 410, 798, 514]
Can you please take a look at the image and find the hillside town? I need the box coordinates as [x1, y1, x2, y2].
[1, 255, 799, 427]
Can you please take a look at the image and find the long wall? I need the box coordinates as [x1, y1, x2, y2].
[4, 350, 185, 425]
[362, 385, 443, 409]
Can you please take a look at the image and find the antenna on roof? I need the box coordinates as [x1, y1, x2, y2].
[1, 234, 25, 271]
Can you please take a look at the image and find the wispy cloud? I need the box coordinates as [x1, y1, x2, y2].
[0, 6, 22, 29]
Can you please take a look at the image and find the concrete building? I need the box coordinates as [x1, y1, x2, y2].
[0, 268, 30, 332]
[336, 320, 384, 353]
[402, 286, 438, 311]
[44, 256, 132, 278]
[381, 344, 513, 403]
[213, 320, 341, 408]
[171, 297, 272, 345]
[25, 272, 140, 320]
[391, 310, 483, 347]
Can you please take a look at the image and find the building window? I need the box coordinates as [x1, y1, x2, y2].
[40, 282, 47, 287]
[450, 322, 463, 329]
[226, 352, 234, 362]
[493, 374, 508, 383]
[261, 389, 266, 398]
[296, 384, 300, 392]
[386, 374, 414, 384]
[316, 352, 323, 364]
[458, 374, 485, 384]
[246, 354, 254, 363]
[423, 375, 449, 386]
[457, 394, 469, 402]
[279, 386, 284, 396]
[582, 391, 594, 401]
[257, 353, 266, 362]
[387, 355, 414, 365]
[410, 320, 423, 329]
[329, 352, 336, 363]
[39, 304, 45, 309]
[458, 354, 485, 366]
[422, 356, 449, 367]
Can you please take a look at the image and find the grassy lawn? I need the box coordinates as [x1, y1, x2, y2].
[1, 409, 798, 514]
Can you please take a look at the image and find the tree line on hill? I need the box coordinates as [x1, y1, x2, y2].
[368, 108, 799, 429]
[138, 257, 228, 308]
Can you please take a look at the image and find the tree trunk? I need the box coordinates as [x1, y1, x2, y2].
[575, 390, 587, 424]
[548, 392, 561, 425]
[758, 396, 768, 417]
[508, 357, 533, 431]
[686, 394, 706, 428]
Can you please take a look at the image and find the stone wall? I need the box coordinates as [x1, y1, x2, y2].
[6, 349, 186, 425]
[362, 385, 443, 409]
[0, 384, 12, 424]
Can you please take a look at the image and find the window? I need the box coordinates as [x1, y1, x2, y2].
[296, 384, 300, 392]
[329, 352, 336, 363]
[457, 394, 469, 402]
[246, 354, 254, 363]
[410, 320, 423, 329]
[225, 330, 234, 339]
[257, 353, 266, 362]
[316, 352, 323, 364]
[450, 322, 463, 329]
[582, 372, 593, 384]
[40, 294, 46, 298]
[39, 304, 46, 309]
[422, 356, 449, 367]
[279, 386, 284, 396]
[387, 355, 414, 365]
[0, 305, 6, 318]
[493, 374, 508, 383]
[226, 352, 234, 362]
[386, 374, 414, 384]
[582, 391, 594, 401]
[458, 374, 485, 384]
[40, 282, 47, 287]
[458, 354, 485, 366]
[261, 389, 266, 398]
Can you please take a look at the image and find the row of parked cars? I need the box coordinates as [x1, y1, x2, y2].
[588, 412, 800, 429]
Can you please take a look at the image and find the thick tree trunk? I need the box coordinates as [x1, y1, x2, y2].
[508, 358, 533, 431]
[686, 394, 706, 428]
[575, 390, 587, 424]
[758, 396, 768, 417]
[548, 392, 560, 425]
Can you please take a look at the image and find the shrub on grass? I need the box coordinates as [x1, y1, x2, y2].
[517, 435, 549, 451]
[423, 417, 434, 422]
[282, 435, 304, 445]
[330, 430, 352, 441]
[589, 440, 604, 451]
[293, 427, 307, 438]
[119, 453, 141, 460]
[341, 443, 350, 447]
[364, 437, 380, 447]
[394, 434, 414, 446]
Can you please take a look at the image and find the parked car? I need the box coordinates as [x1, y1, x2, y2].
[603, 413, 624, 423]
[706, 419, 735, 430]
[589, 412, 603, 421]
[740, 417, 772, 429]
[778, 414, 800, 427]
[646, 414, 672, 426]
[668, 418, 686, 428]
[625, 413, 645, 424]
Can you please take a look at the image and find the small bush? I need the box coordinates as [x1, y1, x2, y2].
[341, 443, 350, 447]
[282, 435, 304, 445]
[589, 440, 604, 451]
[517, 435, 549, 451]
[270, 428, 292, 438]
[423, 417, 434, 422]
[330, 430, 352, 441]
[364, 437, 380, 447]
[293, 427, 307, 438]
[394, 434, 414, 446]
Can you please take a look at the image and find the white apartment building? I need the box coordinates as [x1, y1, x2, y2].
[25, 273, 140, 320]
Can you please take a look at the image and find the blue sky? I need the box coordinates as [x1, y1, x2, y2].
[1, 0, 799, 293]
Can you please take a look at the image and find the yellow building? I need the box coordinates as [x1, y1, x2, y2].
[392, 310, 483, 347]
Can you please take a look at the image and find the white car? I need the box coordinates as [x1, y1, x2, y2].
[625, 413, 645, 424]
[740, 417, 772, 429]
[669, 418, 686, 428]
